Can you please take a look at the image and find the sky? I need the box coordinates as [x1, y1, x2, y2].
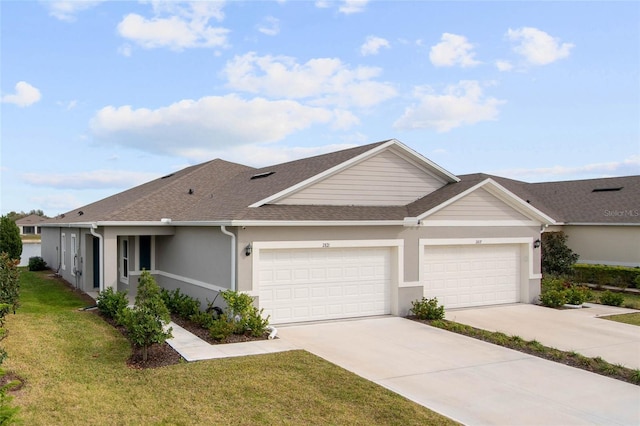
[1, 0, 639, 217]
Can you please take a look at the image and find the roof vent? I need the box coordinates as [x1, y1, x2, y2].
[78, 211, 84, 216]
[592, 187, 623, 192]
[188, 189, 194, 195]
[250, 171, 275, 180]
[161, 173, 175, 179]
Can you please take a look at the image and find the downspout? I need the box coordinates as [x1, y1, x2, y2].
[220, 226, 236, 291]
[90, 224, 104, 292]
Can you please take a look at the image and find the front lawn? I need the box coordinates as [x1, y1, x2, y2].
[4, 271, 456, 425]
[589, 289, 640, 310]
[602, 313, 640, 326]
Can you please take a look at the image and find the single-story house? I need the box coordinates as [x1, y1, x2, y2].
[42, 139, 565, 324]
[485, 175, 640, 267]
[16, 214, 46, 235]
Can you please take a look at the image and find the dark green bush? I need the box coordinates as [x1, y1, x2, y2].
[0, 253, 20, 315]
[160, 288, 200, 318]
[209, 318, 235, 341]
[96, 287, 129, 321]
[599, 290, 624, 307]
[189, 311, 216, 329]
[565, 285, 591, 305]
[539, 289, 567, 308]
[0, 216, 21, 261]
[410, 297, 445, 320]
[207, 290, 270, 338]
[541, 231, 579, 276]
[571, 264, 640, 288]
[28, 256, 47, 271]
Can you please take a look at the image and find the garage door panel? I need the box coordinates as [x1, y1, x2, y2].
[424, 244, 520, 309]
[259, 247, 391, 324]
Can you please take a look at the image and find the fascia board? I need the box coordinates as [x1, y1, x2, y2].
[417, 178, 558, 225]
[389, 139, 460, 183]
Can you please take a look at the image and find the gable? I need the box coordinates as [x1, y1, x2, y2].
[274, 148, 448, 206]
[426, 187, 531, 222]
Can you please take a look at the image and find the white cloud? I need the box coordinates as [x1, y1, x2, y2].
[429, 33, 480, 68]
[222, 52, 397, 108]
[117, 2, 229, 51]
[45, 1, 105, 22]
[23, 170, 160, 190]
[258, 16, 280, 36]
[57, 100, 77, 110]
[30, 193, 85, 213]
[360, 36, 390, 56]
[339, 0, 369, 14]
[495, 60, 513, 72]
[1, 81, 42, 107]
[89, 94, 356, 160]
[493, 155, 640, 181]
[394, 80, 506, 132]
[507, 27, 574, 66]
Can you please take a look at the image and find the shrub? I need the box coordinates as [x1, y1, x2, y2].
[410, 297, 445, 320]
[0, 253, 20, 314]
[118, 271, 172, 362]
[0, 216, 21, 261]
[565, 285, 591, 305]
[210, 290, 270, 338]
[190, 311, 217, 329]
[541, 231, 579, 276]
[160, 288, 200, 319]
[571, 264, 640, 289]
[539, 289, 566, 308]
[96, 287, 129, 321]
[209, 318, 235, 341]
[599, 290, 624, 307]
[28, 256, 47, 271]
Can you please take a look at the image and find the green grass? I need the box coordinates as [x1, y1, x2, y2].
[4, 271, 457, 425]
[423, 319, 639, 386]
[589, 289, 640, 310]
[602, 313, 640, 326]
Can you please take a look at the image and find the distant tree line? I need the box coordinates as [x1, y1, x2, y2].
[4, 209, 48, 222]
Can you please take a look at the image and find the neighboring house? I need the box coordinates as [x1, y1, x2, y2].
[16, 214, 46, 236]
[41, 139, 557, 324]
[521, 176, 639, 267]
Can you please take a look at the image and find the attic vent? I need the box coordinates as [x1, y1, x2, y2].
[251, 171, 275, 180]
[592, 187, 623, 192]
[161, 173, 175, 179]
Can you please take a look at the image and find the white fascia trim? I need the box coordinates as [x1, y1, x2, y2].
[561, 222, 639, 226]
[389, 139, 460, 183]
[416, 178, 557, 225]
[41, 222, 94, 228]
[130, 269, 228, 293]
[229, 220, 405, 227]
[249, 139, 459, 208]
[419, 237, 541, 280]
[421, 220, 540, 227]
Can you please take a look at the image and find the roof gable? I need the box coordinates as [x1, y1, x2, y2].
[250, 139, 459, 207]
[427, 187, 530, 221]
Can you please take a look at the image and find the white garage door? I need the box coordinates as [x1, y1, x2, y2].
[423, 244, 520, 309]
[258, 247, 391, 324]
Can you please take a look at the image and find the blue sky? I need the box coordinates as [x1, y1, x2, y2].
[1, 1, 638, 216]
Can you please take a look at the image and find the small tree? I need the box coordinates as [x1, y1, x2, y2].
[118, 271, 172, 362]
[541, 231, 579, 276]
[0, 217, 21, 261]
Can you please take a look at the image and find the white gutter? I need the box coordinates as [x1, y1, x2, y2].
[90, 224, 104, 292]
[220, 226, 236, 291]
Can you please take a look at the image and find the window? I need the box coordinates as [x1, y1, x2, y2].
[139, 236, 151, 271]
[23, 226, 35, 234]
[71, 234, 77, 276]
[120, 238, 129, 282]
[61, 233, 66, 270]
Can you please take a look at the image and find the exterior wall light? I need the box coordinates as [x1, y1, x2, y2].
[245, 243, 252, 256]
[533, 239, 541, 249]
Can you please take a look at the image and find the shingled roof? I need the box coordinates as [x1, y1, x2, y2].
[45, 140, 639, 226]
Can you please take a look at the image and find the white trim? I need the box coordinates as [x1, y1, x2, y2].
[70, 233, 77, 277]
[421, 220, 540, 227]
[120, 237, 129, 284]
[419, 237, 541, 281]
[252, 239, 404, 316]
[249, 139, 459, 208]
[129, 269, 228, 293]
[559, 223, 640, 227]
[417, 178, 557, 225]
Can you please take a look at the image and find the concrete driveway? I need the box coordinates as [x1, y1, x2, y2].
[446, 303, 640, 369]
[278, 316, 640, 425]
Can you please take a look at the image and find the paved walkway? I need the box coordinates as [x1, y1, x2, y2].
[446, 303, 640, 369]
[165, 322, 298, 361]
